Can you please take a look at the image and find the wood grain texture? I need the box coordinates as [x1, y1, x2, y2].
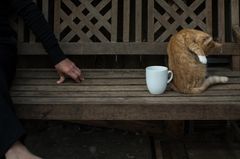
[12, 69, 240, 120]
[17, 42, 240, 55]
[218, 0, 225, 42]
[154, 139, 164, 159]
[206, 0, 212, 35]
[13, 1, 240, 121]
[231, 0, 240, 71]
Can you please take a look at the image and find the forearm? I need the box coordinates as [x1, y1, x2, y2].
[10, 0, 66, 65]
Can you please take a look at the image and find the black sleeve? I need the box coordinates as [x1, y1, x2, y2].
[10, 0, 66, 65]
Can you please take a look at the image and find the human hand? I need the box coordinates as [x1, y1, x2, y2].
[54, 58, 84, 84]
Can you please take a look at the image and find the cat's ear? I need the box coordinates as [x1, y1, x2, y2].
[214, 41, 222, 48]
[203, 36, 213, 46]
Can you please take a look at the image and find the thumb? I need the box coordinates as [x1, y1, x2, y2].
[57, 73, 65, 84]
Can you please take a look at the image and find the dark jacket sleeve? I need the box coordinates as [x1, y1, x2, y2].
[10, 0, 66, 65]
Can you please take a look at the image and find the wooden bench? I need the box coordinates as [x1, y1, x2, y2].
[12, 68, 240, 120]
[11, 0, 240, 121]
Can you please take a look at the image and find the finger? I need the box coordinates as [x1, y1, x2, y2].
[73, 66, 81, 76]
[74, 66, 85, 81]
[72, 66, 84, 81]
[73, 68, 81, 77]
[80, 73, 85, 81]
[57, 75, 65, 84]
[73, 65, 81, 73]
[73, 69, 84, 82]
[68, 71, 81, 83]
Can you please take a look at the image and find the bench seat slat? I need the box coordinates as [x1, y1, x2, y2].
[10, 84, 240, 91]
[13, 69, 240, 120]
[15, 69, 240, 78]
[17, 42, 240, 55]
[12, 96, 240, 104]
[14, 103, 240, 120]
[11, 90, 240, 97]
[13, 78, 240, 85]
[13, 79, 146, 85]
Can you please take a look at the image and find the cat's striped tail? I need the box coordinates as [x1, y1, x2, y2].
[192, 76, 229, 93]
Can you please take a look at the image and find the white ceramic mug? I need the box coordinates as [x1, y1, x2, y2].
[146, 66, 173, 95]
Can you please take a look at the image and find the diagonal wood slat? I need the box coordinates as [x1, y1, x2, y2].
[13, 0, 216, 44]
[154, 0, 208, 42]
[59, 0, 112, 42]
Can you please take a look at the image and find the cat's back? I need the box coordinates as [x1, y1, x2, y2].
[168, 29, 205, 55]
[168, 29, 191, 57]
[169, 29, 196, 45]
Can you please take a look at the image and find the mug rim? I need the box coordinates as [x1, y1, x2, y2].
[146, 66, 168, 71]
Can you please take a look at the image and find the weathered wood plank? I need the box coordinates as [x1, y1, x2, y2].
[232, 56, 240, 71]
[231, 0, 240, 71]
[11, 84, 240, 92]
[233, 25, 240, 42]
[12, 0, 240, 122]
[15, 69, 240, 78]
[154, 139, 164, 159]
[231, 0, 239, 32]
[12, 96, 240, 105]
[206, 0, 213, 35]
[15, 68, 238, 73]
[17, 42, 240, 55]
[14, 103, 240, 120]
[10, 90, 240, 98]
[123, 0, 130, 42]
[136, 0, 142, 42]
[13, 77, 240, 85]
[29, 0, 37, 42]
[54, 0, 61, 40]
[13, 78, 146, 85]
[42, 0, 49, 21]
[111, 0, 118, 42]
[218, 0, 225, 42]
[148, 0, 154, 42]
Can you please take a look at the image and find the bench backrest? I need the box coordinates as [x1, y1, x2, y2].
[13, 0, 240, 70]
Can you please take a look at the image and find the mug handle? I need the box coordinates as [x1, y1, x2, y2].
[167, 70, 173, 83]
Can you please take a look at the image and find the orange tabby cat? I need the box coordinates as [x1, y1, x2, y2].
[167, 29, 228, 94]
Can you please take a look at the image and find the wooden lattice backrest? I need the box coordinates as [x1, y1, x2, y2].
[14, 0, 238, 56]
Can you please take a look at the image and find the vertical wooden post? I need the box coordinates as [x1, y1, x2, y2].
[148, 0, 154, 42]
[206, 0, 213, 35]
[54, 0, 61, 40]
[154, 139, 164, 159]
[123, 0, 130, 42]
[42, 0, 49, 21]
[29, 0, 38, 42]
[111, 0, 118, 42]
[111, 0, 119, 67]
[218, 0, 225, 42]
[231, 0, 240, 71]
[136, 0, 142, 42]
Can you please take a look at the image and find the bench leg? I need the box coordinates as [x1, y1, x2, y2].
[232, 56, 240, 71]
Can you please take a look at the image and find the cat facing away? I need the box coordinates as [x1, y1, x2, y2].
[167, 29, 228, 94]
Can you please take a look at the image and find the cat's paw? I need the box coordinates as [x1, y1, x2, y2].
[220, 76, 229, 83]
[198, 55, 207, 64]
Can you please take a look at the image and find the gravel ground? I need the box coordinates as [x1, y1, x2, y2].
[23, 121, 152, 159]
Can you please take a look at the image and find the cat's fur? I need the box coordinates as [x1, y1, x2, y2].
[167, 29, 228, 94]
